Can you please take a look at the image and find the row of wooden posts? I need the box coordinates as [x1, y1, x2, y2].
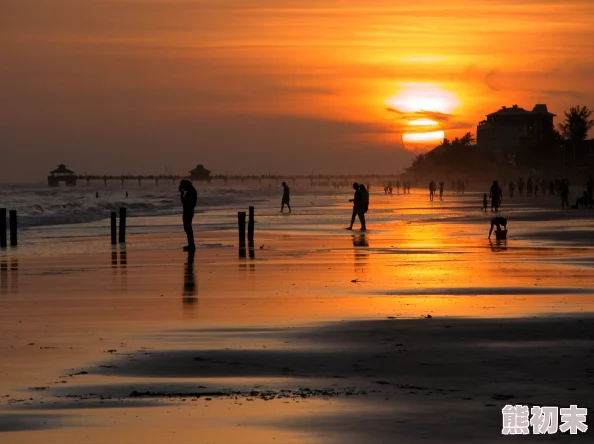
[0, 209, 18, 248]
[1, 206, 251, 254]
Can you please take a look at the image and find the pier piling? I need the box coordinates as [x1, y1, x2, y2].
[238, 211, 246, 258]
[9, 210, 17, 247]
[248, 206, 255, 259]
[0, 209, 6, 248]
[119, 208, 127, 244]
[111, 212, 117, 245]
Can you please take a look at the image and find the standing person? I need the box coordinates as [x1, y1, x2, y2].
[482, 194, 488, 212]
[518, 177, 525, 196]
[125, 191, 128, 198]
[490, 180, 502, 212]
[508, 181, 515, 198]
[280, 181, 291, 213]
[179, 179, 198, 251]
[439, 181, 444, 200]
[429, 180, 435, 201]
[347, 183, 366, 231]
[534, 182, 539, 197]
[560, 179, 570, 209]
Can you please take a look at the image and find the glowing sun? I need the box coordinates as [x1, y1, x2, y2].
[387, 83, 459, 152]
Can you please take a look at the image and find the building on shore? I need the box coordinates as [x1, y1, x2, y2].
[477, 104, 556, 158]
[48, 164, 77, 187]
[189, 164, 211, 182]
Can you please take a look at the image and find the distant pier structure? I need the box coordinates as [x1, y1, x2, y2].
[48, 164, 77, 187]
[189, 164, 211, 182]
[45, 163, 407, 187]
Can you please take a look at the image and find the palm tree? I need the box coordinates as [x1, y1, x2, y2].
[557, 105, 594, 171]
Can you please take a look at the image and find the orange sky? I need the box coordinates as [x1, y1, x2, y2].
[2, 0, 594, 180]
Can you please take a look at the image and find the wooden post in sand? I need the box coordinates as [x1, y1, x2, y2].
[0, 209, 6, 248]
[238, 211, 246, 258]
[118, 207, 126, 244]
[248, 206, 255, 259]
[9, 210, 17, 247]
[111, 212, 117, 245]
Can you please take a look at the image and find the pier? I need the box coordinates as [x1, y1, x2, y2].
[47, 164, 405, 187]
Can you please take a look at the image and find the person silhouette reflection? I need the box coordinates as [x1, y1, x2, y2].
[353, 234, 369, 247]
[183, 249, 197, 305]
[353, 234, 369, 271]
[489, 240, 508, 252]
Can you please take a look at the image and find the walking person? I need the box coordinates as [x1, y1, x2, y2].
[560, 179, 570, 209]
[280, 181, 291, 213]
[179, 179, 198, 251]
[347, 183, 366, 231]
[439, 181, 444, 200]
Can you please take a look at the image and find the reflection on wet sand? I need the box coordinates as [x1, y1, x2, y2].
[0, 258, 18, 293]
[353, 234, 369, 271]
[183, 249, 197, 306]
[490, 240, 508, 252]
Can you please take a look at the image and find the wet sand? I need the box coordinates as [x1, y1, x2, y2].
[1, 192, 594, 442]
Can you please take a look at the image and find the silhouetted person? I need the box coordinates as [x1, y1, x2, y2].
[518, 177, 525, 196]
[429, 180, 435, 201]
[526, 178, 533, 197]
[482, 194, 488, 212]
[395, 180, 400, 194]
[439, 181, 444, 200]
[280, 181, 291, 213]
[560, 179, 570, 209]
[360, 184, 370, 217]
[179, 179, 197, 251]
[490, 180, 502, 212]
[96, 192, 99, 198]
[125, 191, 128, 198]
[407, 180, 411, 193]
[347, 183, 366, 231]
[488, 216, 508, 239]
[508, 181, 515, 198]
[534, 183, 539, 197]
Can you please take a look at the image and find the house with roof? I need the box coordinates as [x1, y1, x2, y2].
[477, 104, 556, 157]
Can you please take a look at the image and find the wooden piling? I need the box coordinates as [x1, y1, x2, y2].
[238, 211, 246, 258]
[0, 208, 6, 248]
[248, 206, 255, 243]
[9, 210, 17, 247]
[118, 207, 127, 244]
[248, 206, 255, 258]
[111, 212, 117, 245]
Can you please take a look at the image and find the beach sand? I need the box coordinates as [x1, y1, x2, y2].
[1, 190, 593, 442]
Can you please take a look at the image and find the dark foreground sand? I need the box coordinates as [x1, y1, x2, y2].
[2, 316, 593, 442]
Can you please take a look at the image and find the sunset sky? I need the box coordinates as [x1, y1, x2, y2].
[2, 0, 594, 181]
